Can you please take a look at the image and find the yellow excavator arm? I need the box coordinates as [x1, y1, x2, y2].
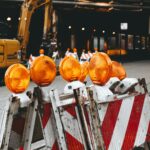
[17, 0, 52, 55]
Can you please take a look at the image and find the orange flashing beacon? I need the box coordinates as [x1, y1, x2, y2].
[30, 56, 56, 86]
[88, 52, 112, 85]
[5, 64, 30, 93]
[59, 56, 81, 82]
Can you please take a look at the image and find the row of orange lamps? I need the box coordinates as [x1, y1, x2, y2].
[5, 56, 56, 94]
[5, 53, 126, 94]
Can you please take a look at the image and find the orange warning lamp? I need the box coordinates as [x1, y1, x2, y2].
[30, 56, 56, 86]
[88, 52, 111, 85]
[101, 52, 112, 75]
[111, 61, 126, 80]
[39, 49, 44, 54]
[73, 48, 77, 52]
[59, 56, 81, 82]
[5, 64, 30, 94]
[78, 62, 89, 82]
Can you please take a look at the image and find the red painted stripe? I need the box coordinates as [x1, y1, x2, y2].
[65, 131, 84, 150]
[64, 104, 77, 118]
[52, 140, 59, 150]
[12, 117, 25, 135]
[19, 146, 24, 150]
[42, 103, 52, 128]
[121, 94, 145, 150]
[101, 100, 122, 150]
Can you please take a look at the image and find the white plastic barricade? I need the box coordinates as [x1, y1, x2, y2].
[49, 89, 95, 150]
[85, 78, 150, 150]
[3, 88, 59, 150]
[20, 87, 59, 150]
[3, 78, 150, 150]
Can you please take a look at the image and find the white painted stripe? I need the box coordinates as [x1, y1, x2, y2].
[31, 139, 46, 150]
[85, 54, 90, 59]
[134, 94, 150, 147]
[98, 103, 109, 125]
[44, 117, 56, 148]
[108, 96, 135, 150]
[61, 111, 83, 144]
[81, 54, 87, 60]
[88, 53, 93, 57]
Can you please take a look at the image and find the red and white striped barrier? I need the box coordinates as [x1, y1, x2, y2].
[41, 103, 59, 150]
[60, 103, 85, 149]
[28, 54, 36, 66]
[93, 93, 150, 150]
[80, 52, 93, 62]
[6, 79, 150, 150]
[50, 89, 94, 150]
[9, 102, 59, 150]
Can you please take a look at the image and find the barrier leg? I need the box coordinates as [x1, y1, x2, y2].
[87, 89, 105, 150]
[50, 90, 68, 150]
[21, 100, 39, 150]
[21, 88, 59, 150]
[2, 97, 20, 150]
[74, 89, 96, 150]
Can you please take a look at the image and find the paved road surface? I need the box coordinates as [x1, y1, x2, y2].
[1, 60, 150, 99]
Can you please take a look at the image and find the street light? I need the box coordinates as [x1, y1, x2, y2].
[7, 17, 11, 21]
[82, 27, 85, 31]
[102, 30, 105, 34]
[68, 25, 71, 29]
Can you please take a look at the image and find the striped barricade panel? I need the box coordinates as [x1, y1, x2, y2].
[60, 103, 85, 150]
[50, 89, 92, 150]
[41, 103, 59, 150]
[96, 93, 150, 150]
[9, 103, 59, 150]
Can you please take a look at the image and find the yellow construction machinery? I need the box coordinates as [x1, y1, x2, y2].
[0, 0, 53, 84]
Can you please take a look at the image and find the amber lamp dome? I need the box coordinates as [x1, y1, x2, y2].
[5, 64, 30, 93]
[88, 52, 111, 85]
[59, 56, 81, 82]
[30, 56, 56, 86]
[111, 61, 126, 80]
[39, 49, 44, 54]
[79, 62, 89, 82]
[101, 52, 112, 75]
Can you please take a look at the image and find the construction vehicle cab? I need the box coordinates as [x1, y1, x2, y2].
[0, 39, 20, 68]
[0, 0, 52, 77]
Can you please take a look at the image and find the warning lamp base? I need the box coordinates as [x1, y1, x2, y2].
[115, 78, 138, 94]
[105, 77, 120, 92]
[12, 93, 31, 108]
[91, 85, 115, 103]
[64, 81, 86, 94]
[40, 86, 51, 102]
